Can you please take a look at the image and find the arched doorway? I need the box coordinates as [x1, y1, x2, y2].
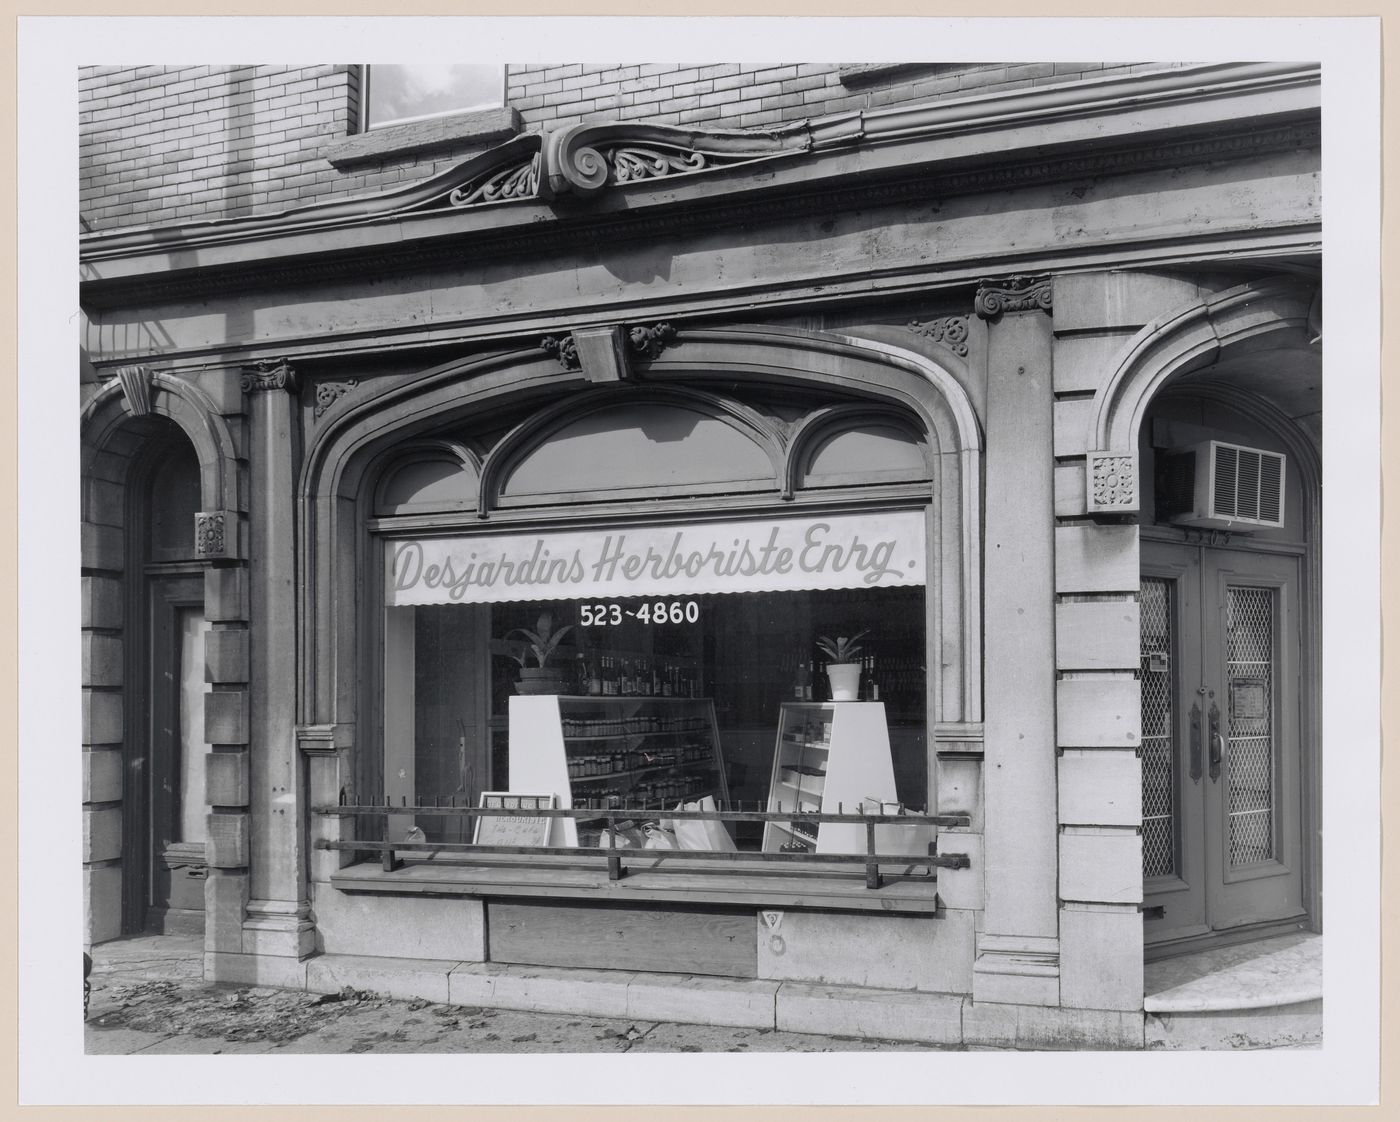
[1086, 276, 1321, 955]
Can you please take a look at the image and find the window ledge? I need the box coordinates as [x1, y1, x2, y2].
[837, 63, 968, 89]
[328, 857, 943, 915]
[324, 106, 523, 169]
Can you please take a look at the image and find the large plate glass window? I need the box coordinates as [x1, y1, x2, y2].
[379, 512, 929, 850]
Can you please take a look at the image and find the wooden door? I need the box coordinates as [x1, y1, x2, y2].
[1141, 541, 1306, 950]
[146, 574, 209, 934]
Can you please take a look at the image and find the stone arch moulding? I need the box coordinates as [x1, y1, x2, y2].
[477, 384, 788, 516]
[297, 325, 984, 731]
[81, 369, 242, 517]
[1084, 276, 1317, 514]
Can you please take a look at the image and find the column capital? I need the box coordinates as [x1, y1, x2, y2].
[975, 274, 1053, 320]
[241, 357, 299, 395]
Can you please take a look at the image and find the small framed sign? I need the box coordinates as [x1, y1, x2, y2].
[472, 792, 556, 847]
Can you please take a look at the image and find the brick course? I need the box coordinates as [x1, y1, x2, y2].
[80, 61, 1186, 231]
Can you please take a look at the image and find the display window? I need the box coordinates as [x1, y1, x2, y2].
[379, 512, 930, 853]
[350, 382, 953, 864]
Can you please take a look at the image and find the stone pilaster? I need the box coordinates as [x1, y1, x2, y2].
[972, 276, 1061, 1006]
[239, 360, 314, 960]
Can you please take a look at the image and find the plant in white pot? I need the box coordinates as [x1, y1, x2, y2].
[816, 631, 869, 701]
[506, 611, 574, 694]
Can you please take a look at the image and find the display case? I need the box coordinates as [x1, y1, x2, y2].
[762, 701, 907, 854]
[508, 694, 729, 846]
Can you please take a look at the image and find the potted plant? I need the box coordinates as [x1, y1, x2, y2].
[816, 631, 869, 701]
[506, 611, 575, 694]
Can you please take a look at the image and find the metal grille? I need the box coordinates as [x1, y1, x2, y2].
[1226, 586, 1274, 865]
[1139, 577, 1175, 878]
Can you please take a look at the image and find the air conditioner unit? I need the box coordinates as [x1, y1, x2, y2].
[1157, 440, 1286, 530]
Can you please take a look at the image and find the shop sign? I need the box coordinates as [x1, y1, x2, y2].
[386, 510, 926, 606]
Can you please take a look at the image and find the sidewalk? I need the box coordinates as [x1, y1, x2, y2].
[85, 935, 945, 1054]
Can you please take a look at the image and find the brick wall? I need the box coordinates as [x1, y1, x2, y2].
[80, 61, 1183, 232]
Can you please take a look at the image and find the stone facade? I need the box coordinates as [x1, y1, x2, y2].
[78, 59, 1323, 1047]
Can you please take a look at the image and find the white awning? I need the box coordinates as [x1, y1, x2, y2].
[385, 510, 926, 606]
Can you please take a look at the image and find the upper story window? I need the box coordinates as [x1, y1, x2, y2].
[361, 63, 507, 130]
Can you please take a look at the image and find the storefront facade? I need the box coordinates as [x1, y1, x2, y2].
[79, 60, 1322, 1047]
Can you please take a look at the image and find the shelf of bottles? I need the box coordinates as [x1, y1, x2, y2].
[580, 651, 702, 700]
[558, 696, 728, 813]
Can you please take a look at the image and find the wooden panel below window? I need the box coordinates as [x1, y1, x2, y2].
[488, 900, 756, 978]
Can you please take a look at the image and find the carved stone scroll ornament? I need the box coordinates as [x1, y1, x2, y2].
[241, 358, 298, 394]
[449, 154, 540, 208]
[974, 275, 1053, 320]
[612, 146, 708, 184]
[540, 334, 580, 371]
[628, 322, 677, 360]
[313, 379, 359, 418]
[544, 122, 810, 198]
[115, 364, 154, 416]
[1086, 451, 1138, 513]
[906, 316, 970, 357]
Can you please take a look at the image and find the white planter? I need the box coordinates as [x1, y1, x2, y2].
[826, 662, 861, 701]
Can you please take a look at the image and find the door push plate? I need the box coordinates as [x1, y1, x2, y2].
[1189, 701, 1203, 782]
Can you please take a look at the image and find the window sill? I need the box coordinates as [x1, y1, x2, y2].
[324, 106, 523, 169]
[328, 856, 943, 915]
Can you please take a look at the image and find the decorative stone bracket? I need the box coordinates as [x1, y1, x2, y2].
[1085, 451, 1139, 514]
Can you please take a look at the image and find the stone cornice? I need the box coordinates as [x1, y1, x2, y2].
[80, 61, 1318, 276]
[80, 117, 1320, 316]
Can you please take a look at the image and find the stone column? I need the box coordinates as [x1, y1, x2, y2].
[971, 276, 1061, 1007]
[239, 359, 314, 976]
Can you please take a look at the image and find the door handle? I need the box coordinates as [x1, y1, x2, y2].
[1208, 700, 1223, 782]
[1188, 701, 1203, 783]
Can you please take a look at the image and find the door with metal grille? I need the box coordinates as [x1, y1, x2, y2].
[1141, 542, 1305, 949]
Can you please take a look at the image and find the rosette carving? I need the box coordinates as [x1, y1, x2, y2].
[1087, 452, 1138, 512]
[975, 275, 1053, 319]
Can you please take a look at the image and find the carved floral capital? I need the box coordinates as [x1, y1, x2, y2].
[241, 358, 298, 394]
[974, 275, 1053, 320]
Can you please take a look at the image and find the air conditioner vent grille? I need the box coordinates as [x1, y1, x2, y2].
[1161, 440, 1286, 530]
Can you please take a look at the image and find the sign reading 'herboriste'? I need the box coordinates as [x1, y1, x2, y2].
[385, 511, 927, 606]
